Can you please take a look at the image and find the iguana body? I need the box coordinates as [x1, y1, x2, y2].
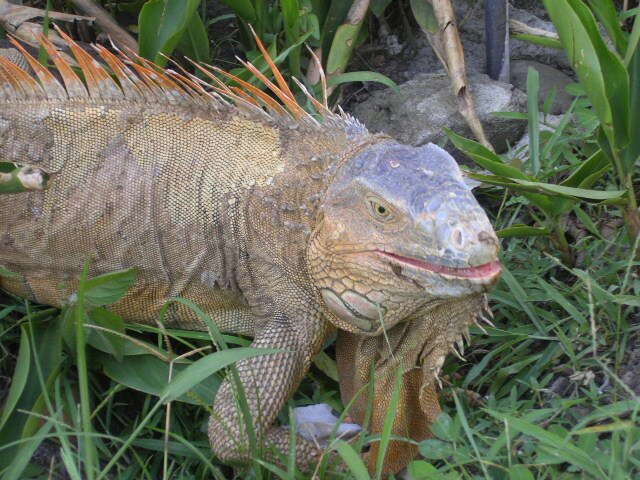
[0, 36, 501, 474]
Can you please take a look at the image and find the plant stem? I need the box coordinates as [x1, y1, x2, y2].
[623, 181, 640, 241]
[551, 217, 574, 266]
[77, 261, 96, 479]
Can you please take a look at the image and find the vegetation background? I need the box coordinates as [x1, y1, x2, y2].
[0, 0, 639, 479]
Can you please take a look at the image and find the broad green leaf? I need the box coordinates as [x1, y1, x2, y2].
[371, 0, 393, 17]
[100, 353, 221, 405]
[220, 0, 256, 23]
[586, 0, 627, 54]
[334, 440, 371, 480]
[0, 328, 30, 431]
[544, 0, 630, 149]
[507, 465, 535, 480]
[429, 412, 454, 441]
[560, 149, 610, 187]
[407, 460, 443, 479]
[320, 1, 352, 57]
[138, 0, 202, 66]
[327, 23, 360, 75]
[87, 307, 126, 361]
[82, 268, 136, 306]
[177, 11, 211, 63]
[312, 351, 338, 381]
[418, 439, 453, 460]
[497, 225, 551, 238]
[280, 0, 299, 30]
[569, 0, 630, 148]
[410, 0, 439, 33]
[326, 71, 398, 91]
[161, 347, 279, 403]
[280, 0, 302, 77]
[446, 129, 529, 180]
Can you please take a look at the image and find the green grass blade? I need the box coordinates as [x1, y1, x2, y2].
[486, 410, 605, 477]
[76, 261, 96, 479]
[326, 71, 398, 91]
[526, 66, 541, 174]
[374, 366, 402, 478]
[0, 326, 30, 432]
[2, 419, 54, 480]
[160, 347, 279, 403]
[453, 391, 490, 478]
[335, 440, 371, 480]
[497, 225, 551, 238]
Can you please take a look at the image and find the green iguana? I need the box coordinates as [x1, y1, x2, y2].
[0, 31, 501, 474]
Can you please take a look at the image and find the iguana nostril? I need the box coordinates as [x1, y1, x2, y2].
[452, 229, 463, 247]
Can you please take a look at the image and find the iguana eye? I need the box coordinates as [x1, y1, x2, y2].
[369, 200, 392, 219]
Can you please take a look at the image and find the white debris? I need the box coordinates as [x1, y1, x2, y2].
[293, 403, 361, 447]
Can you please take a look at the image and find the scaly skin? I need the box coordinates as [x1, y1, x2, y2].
[0, 41, 500, 475]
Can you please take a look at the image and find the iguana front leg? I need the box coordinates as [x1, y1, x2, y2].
[208, 316, 327, 470]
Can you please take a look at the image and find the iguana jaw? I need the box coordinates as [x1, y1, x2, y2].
[374, 250, 501, 281]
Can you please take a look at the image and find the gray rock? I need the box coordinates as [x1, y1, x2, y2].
[510, 60, 575, 114]
[353, 72, 527, 154]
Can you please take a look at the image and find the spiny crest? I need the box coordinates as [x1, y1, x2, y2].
[0, 25, 356, 129]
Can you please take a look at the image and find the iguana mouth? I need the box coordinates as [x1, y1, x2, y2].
[375, 251, 501, 279]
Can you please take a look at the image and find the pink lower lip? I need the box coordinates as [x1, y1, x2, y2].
[376, 251, 502, 278]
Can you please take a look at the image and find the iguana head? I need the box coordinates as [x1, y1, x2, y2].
[308, 142, 500, 335]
